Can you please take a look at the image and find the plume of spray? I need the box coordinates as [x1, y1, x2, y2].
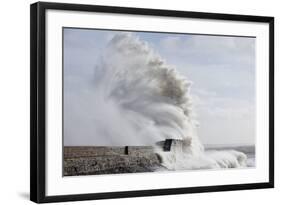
[91, 33, 247, 169]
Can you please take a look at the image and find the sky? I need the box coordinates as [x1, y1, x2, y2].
[64, 28, 256, 146]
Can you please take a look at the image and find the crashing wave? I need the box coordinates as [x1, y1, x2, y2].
[93, 33, 247, 170]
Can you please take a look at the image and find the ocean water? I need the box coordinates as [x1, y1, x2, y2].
[205, 145, 255, 167]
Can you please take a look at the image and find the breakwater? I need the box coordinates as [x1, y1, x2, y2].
[64, 146, 164, 176]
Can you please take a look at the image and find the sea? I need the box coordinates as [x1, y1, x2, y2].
[205, 144, 256, 167]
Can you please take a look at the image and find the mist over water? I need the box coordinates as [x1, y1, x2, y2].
[69, 33, 248, 169]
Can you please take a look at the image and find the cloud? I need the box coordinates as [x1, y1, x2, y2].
[159, 34, 255, 66]
[191, 88, 255, 145]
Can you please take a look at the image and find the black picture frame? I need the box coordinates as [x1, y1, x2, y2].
[30, 1, 274, 203]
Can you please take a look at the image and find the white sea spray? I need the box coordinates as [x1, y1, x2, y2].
[90, 33, 247, 169]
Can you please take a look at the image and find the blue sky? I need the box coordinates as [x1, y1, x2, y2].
[64, 28, 256, 146]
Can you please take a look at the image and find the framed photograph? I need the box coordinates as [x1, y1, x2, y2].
[30, 2, 274, 203]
